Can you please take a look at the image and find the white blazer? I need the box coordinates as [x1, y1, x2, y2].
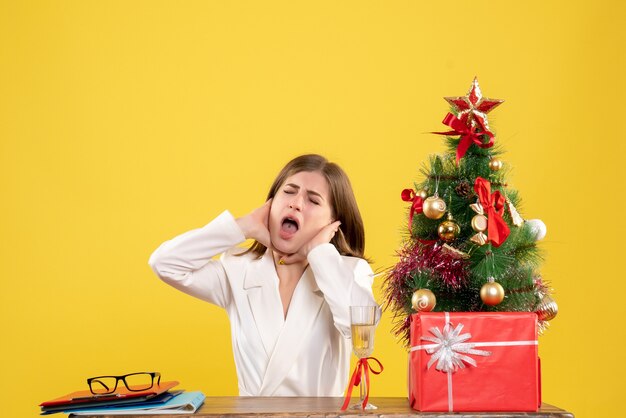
[148, 210, 378, 397]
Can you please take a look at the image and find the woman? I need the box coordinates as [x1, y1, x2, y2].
[148, 154, 378, 396]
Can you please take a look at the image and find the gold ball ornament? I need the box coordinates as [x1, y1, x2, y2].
[416, 189, 429, 200]
[489, 159, 503, 171]
[438, 215, 461, 242]
[411, 289, 437, 312]
[536, 294, 558, 321]
[422, 196, 447, 220]
[480, 278, 505, 306]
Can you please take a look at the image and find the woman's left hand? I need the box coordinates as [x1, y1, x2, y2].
[278, 220, 341, 265]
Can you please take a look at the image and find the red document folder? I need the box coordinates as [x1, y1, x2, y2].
[40, 380, 179, 412]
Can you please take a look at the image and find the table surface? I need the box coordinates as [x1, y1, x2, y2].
[70, 396, 574, 418]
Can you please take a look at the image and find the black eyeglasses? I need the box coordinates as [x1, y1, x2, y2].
[87, 372, 161, 395]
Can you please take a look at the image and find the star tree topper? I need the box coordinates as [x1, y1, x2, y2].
[445, 77, 504, 131]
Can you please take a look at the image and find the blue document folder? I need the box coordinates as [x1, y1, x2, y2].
[68, 391, 205, 415]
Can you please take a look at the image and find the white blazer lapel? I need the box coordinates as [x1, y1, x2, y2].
[258, 266, 324, 395]
[243, 251, 284, 358]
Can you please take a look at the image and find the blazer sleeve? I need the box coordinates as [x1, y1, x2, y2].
[148, 210, 247, 308]
[306, 243, 379, 339]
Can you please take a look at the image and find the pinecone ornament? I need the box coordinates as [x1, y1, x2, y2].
[455, 180, 472, 198]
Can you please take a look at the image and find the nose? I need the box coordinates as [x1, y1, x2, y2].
[288, 194, 303, 211]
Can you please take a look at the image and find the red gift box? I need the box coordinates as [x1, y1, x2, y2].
[409, 312, 540, 412]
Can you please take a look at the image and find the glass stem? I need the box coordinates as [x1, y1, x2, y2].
[359, 365, 365, 405]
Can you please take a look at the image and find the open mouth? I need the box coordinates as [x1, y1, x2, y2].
[281, 217, 299, 235]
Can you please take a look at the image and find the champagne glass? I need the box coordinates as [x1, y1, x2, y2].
[349, 305, 378, 410]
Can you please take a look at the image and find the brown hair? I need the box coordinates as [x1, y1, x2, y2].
[243, 154, 366, 259]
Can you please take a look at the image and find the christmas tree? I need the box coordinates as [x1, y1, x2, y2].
[383, 78, 558, 347]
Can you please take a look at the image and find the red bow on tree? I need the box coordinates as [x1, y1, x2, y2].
[340, 357, 384, 411]
[433, 113, 495, 164]
[401, 189, 424, 233]
[474, 177, 510, 247]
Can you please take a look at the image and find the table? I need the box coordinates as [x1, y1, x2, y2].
[70, 396, 574, 418]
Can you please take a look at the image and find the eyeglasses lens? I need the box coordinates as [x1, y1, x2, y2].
[124, 373, 154, 391]
[90, 377, 118, 394]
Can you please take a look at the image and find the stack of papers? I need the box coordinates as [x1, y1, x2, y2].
[39, 381, 205, 415]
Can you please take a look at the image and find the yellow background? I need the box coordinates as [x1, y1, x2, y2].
[1, 1, 624, 417]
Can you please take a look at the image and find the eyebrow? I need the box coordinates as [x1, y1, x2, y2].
[284, 183, 325, 200]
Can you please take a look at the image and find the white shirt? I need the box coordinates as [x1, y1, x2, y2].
[148, 210, 377, 396]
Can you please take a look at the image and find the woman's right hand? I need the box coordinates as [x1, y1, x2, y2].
[235, 199, 273, 249]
